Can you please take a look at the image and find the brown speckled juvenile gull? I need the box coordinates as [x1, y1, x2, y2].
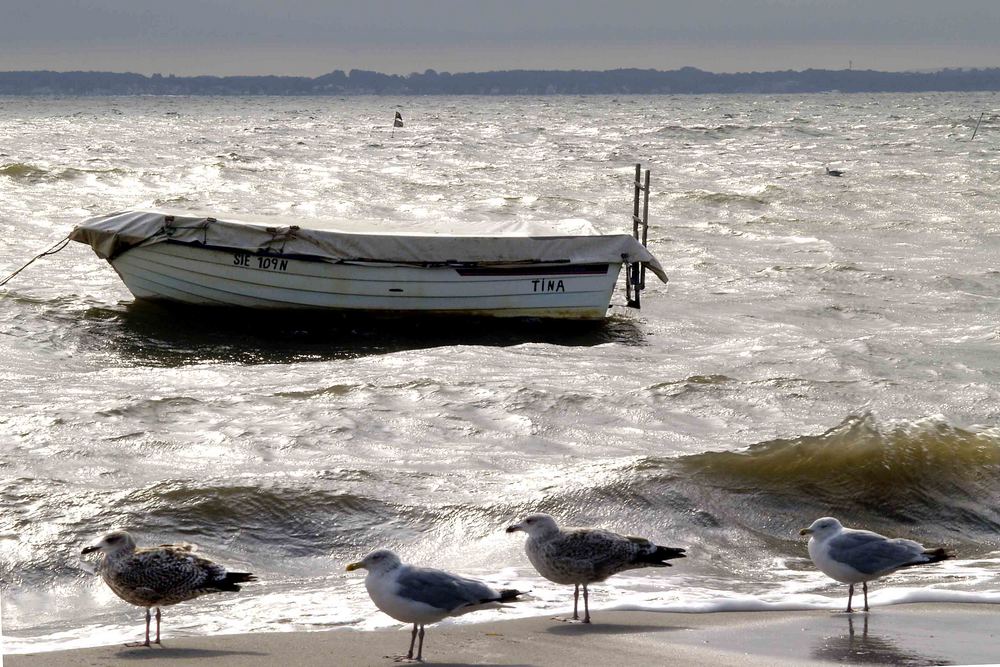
[506, 513, 685, 623]
[81, 530, 256, 646]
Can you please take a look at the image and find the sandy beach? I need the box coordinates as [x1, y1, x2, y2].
[7, 604, 1000, 667]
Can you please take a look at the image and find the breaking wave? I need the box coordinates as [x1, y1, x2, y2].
[471, 414, 1000, 556]
[672, 414, 1000, 545]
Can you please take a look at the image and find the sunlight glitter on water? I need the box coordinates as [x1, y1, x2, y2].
[4, 93, 1000, 652]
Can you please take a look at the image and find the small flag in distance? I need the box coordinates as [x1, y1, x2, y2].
[393, 111, 403, 128]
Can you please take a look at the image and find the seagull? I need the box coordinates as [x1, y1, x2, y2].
[800, 517, 952, 612]
[825, 166, 845, 177]
[506, 513, 685, 623]
[81, 530, 257, 647]
[346, 549, 525, 662]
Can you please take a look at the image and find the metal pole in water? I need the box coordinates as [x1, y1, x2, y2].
[626, 163, 651, 309]
[632, 163, 641, 240]
[972, 112, 985, 140]
[639, 167, 650, 292]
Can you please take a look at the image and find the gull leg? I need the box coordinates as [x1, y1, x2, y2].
[389, 623, 419, 661]
[154, 608, 162, 645]
[582, 584, 591, 624]
[125, 608, 152, 647]
[556, 585, 583, 623]
[846, 584, 854, 613]
[407, 623, 418, 659]
[416, 625, 425, 661]
[863, 582, 869, 612]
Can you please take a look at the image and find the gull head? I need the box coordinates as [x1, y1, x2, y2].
[506, 512, 559, 538]
[799, 517, 843, 540]
[346, 548, 402, 575]
[81, 530, 137, 556]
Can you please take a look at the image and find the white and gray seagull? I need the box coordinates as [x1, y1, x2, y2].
[800, 516, 951, 612]
[81, 530, 257, 646]
[346, 549, 525, 662]
[506, 513, 686, 623]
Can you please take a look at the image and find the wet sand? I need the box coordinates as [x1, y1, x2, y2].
[7, 604, 1000, 666]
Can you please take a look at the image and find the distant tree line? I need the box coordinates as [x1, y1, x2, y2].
[4, 67, 1000, 95]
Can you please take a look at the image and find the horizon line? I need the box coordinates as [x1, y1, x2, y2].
[3, 65, 995, 79]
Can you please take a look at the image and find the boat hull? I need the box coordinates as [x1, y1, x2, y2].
[109, 242, 623, 320]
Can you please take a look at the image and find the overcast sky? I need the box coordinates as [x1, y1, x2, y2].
[5, 1, 1000, 76]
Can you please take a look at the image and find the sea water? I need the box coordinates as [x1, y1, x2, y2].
[2, 93, 1000, 652]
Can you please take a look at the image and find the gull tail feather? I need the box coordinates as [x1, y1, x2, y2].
[920, 547, 952, 564]
[896, 547, 952, 570]
[497, 588, 526, 603]
[215, 572, 257, 592]
[637, 545, 687, 567]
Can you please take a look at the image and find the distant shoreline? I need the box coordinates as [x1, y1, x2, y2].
[5, 66, 1000, 96]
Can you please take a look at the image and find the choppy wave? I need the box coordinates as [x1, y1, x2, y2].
[672, 414, 1000, 545]
[6, 413, 1000, 654]
[0, 162, 125, 182]
[7, 93, 1000, 654]
[9, 413, 996, 589]
[0, 162, 49, 180]
[458, 414, 1000, 558]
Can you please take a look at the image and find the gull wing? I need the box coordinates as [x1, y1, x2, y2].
[828, 530, 927, 576]
[394, 565, 500, 614]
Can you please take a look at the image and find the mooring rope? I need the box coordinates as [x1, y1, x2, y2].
[0, 234, 72, 287]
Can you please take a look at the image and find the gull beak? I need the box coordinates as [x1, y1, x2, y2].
[81, 545, 99, 555]
[346, 561, 363, 572]
[505, 524, 522, 533]
[799, 528, 813, 536]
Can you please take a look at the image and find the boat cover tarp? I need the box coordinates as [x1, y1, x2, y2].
[70, 210, 667, 281]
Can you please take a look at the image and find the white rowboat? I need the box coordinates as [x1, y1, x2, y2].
[69, 169, 665, 320]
